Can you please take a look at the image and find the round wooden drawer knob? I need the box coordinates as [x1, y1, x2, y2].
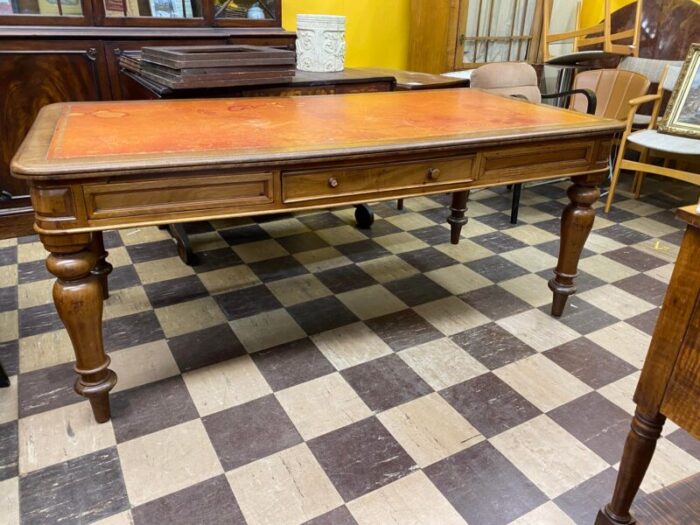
[328, 177, 339, 188]
[427, 168, 441, 180]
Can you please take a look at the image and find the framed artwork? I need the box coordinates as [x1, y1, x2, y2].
[658, 43, 700, 138]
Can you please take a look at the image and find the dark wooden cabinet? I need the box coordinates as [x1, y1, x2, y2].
[0, 0, 296, 238]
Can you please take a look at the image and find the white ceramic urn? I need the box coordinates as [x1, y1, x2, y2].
[296, 14, 346, 73]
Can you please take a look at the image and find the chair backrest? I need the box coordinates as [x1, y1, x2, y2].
[469, 62, 541, 104]
[571, 69, 650, 120]
[663, 65, 682, 93]
[618, 57, 684, 84]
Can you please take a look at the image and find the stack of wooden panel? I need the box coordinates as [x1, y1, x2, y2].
[135, 45, 296, 89]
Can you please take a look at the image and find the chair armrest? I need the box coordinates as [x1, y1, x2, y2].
[542, 88, 597, 115]
[628, 93, 661, 108]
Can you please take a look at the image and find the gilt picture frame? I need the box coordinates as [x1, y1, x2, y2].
[658, 43, 700, 139]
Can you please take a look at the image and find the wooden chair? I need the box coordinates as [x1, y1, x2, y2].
[542, 0, 643, 63]
[605, 66, 700, 212]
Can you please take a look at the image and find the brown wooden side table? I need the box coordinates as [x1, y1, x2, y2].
[596, 205, 700, 525]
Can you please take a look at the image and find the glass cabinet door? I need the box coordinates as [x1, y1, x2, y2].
[1, 0, 83, 16]
[103, 0, 202, 18]
[214, 0, 276, 21]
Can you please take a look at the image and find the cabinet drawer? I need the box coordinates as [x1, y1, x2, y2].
[83, 172, 273, 220]
[282, 157, 475, 203]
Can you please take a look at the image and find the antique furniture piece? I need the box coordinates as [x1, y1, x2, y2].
[596, 204, 700, 525]
[605, 66, 700, 212]
[0, 0, 294, 238]
[12, 90, 622, 424]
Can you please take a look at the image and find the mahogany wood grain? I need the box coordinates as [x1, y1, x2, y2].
[597, 205, 700, 525]
[12, 89, 622, 423]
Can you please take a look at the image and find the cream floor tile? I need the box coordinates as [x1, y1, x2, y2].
[491, 415, 608, 499]
[637, 439, 700, 494]
[0, 377, 18, 424]
[494, 354, 592, 412]
[414, 296, 489, 336]
[19, 329, 74, 373]
[91, 510, 134, 525]
[454, 219, 496, 238]
[316, 225, 367, 246]
[19, 401, 116, 475]
[348, 471, 466, 525]
[233, 239, 288, 264]
[120, 227, 171, 245]
[227, 443, 343, 525]
[118, 420, 223, 506]
[0, 478, 19, 525]
[276, 373, 371, 440]
[496, 309, 579, 352]
[312, 322, 392, 370]
[500, 246, 558, 273]
[464, 200, 498, 217]
[499, 274, 552, 307]
[0, 237, 17, 248]
[509, 501, 575, 525]
[358, 255, 419, 283]
[189, 231, 229, 253]
[183, 354, 272, 417]
[259, 217, 310, 238]
[400, 338, 488, 390]
[590, 215, 617, 231]
[17, 242, 47, 264]
[644, 263, 675, 285]
[134, 256, 194, 285]
[425, 264, 492, 295]
[267, 274, 332, 307]
[435, 239, 495, 263]
[332, 206, 362, 223]
[198, 264, 260, 295]
[582, 233, 626, 254]
[338, 284, 407, 320]
[613, 199, 662, 216]
[516, 206, 557, 224]
[624, 217, 680, 238]
[504, 224, 558, 245]
[578, 285, 655, 320]
[634, 239, 679, 264]
[0, 264, 17, 287]
[587, 322, 651, 368]
[0, 311, 18, 343]
[373, 232, 429, 255]
[597, 371, 640, 415]
[231, 308, 306, 353]
[577, 255, 638, 283]
[17, 279, 53, 309]
[106, 246, 132, 268]
[110, 340, 180, 393]
[403, 196, 442, 212]
[385, 213, 436, 231]
[378, 393, 483, 468]
[103, 286, 151, 321]
[155, 296, 226, 339]
[293, 247, 352, 273]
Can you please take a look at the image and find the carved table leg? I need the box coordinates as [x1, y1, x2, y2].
[448, 190, 470, 245]
[42, 233, 117, 423]
[549, 175, 601, 316]
[595, 410, 666, 525]
[90, 231, 112, 300]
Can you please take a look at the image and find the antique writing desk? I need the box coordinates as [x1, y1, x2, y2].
[12, 89, 622, 423]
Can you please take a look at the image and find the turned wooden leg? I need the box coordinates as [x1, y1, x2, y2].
[595, 410, 666, 525]
[447, 190, 469, 245]
[90, 231, 112, 300]
[549, 175, 601, 316]
[42, 233, 117, 423]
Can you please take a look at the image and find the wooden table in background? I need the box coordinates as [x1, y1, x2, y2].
[597, 205, 700, 525]
[12, 89, 621, 424]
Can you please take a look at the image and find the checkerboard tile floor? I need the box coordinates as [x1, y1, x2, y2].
[1, 178, 699, 525]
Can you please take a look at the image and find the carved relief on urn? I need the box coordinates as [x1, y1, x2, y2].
[296, 14, 346, 73]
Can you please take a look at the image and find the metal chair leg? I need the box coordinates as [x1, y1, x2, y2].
[510, 183, 522, 224]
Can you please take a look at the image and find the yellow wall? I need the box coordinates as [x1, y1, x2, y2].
[282, 0, 410, 69]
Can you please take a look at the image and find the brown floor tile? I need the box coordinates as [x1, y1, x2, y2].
[554, 467, 619, 525]
[249, 255, 308, 282]
[666, 429, 700, 461]
[103, 311, 164, 353]
[252, 338, 334, 391]
[304, 506, 357, 525]
[167, 323, 246, 373]
[614, 273, 668, 306]
[288, 296, 359, 335]
[603, 247, 666, 272]
[214, 284, 282, 321]
[625, 307, 661, 336]
[450, 322, 536, 370]
[0, 421, 17, 481]
[144, 275, 208, 309]
[364, 309, 442, 351]
[460, 285, 531, 320]
[383, 274, 451, 307]
[315, 264, 377, 294]
[18, 362, 78, 418]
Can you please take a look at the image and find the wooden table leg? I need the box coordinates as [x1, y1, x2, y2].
[448, 190, 470, 245]
[90, 231, 113, 300]
[42, 233, 117, 423]
[549, 174, 601, 316]
[595, 409, 666, 525]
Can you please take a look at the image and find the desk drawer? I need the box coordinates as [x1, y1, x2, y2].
[282, 157, 475, 204]
[84, 172, 273, 220]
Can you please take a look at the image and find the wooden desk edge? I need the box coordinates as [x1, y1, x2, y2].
[677, 205, 700, 228]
